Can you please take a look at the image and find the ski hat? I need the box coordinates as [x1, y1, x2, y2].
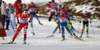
[24, 7, 28, 11]
[60, 10, 65, 15]
[23, 11, 28, 15]
[17, 0, 21, 1]
[65, 6, 68, 10]
[23, 7, 29, 14]
[52, 0, 55, 2]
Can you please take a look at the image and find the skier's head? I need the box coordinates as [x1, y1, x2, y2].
[7, 3, 12, 7]
[64, 6, 68, 11]
[52, 0, 55, 2]
[23, 7, 29, 15]
[23, 10, 28, 16]
[30, 2, 34, 5]
[17, 0, 21, 1]
[58, 5, 62, 10]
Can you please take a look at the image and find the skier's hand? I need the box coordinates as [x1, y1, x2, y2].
[29, 20, 31, 23]
[36, 11, 38, 13]
[90, 21, 92, 23]
[17, 20, 19, 24]
[79, 21, 81, 23]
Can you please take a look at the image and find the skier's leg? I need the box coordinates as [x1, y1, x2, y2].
[61, 26, 65, 40]
[48, 15, 53, 21]
[80, 21, 85, 38]
[86, 21, 89, 37]
[34, 14, 43, 25]
[34, 14, 40, 22]
[12, 23, 23, 42]
[23, 24, 28, 44]
[66, 22, 73, 36]
[53, 26, 59, 34]
[58, 25, 61, 33]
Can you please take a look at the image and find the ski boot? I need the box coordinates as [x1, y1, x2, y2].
[73, 33, 77, 39]
[23, 37, 27, 44]
[8, 38, 15, 44]
[62, 36, 65, 41]
[86, 32, 89, 38]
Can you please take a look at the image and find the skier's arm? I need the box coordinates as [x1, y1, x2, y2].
[35, 5, 38, 13]
[14, 1, 18, 7]
[55, 12, 60, 17]
[89, 15, 92, 23]
[79, 16, 82, 23]
[28, 14, 33, 22]
[16, 14, 20, 24]
[16, 14, 20, 21]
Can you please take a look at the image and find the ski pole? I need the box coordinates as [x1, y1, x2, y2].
[91, 23, 95, 37]
[78, 22, 81, 32]
[30, 23, 35, 35]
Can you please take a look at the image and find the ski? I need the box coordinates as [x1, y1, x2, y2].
[23, 43, 30, 45]
[1, 42, 16, 44]
[77, 38, 84, 41]
[61, 39, 66, 41]
[85, 36, 92, 38]
[1, 42, 29, 45]
[46, 34, 54, 38]
[68, 36, 84, 41]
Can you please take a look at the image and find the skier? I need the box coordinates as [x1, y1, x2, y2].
[57, 10, 77, 40]
[47, 5, 62, 37]
[64, 6, 75, 30]
[14, 0, 23, 15]
[9, 8, 32, 44]
[52, 5, 62, 34]
[48, 0, 58, 21]
[79, 11, 92, 38]
[28, 2, 43, 25]
[13, 0, 23, 31]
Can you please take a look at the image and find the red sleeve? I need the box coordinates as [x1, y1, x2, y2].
[16, 14, 21, 21]
[14, 1, 17, 7]
[48, 4, 51, 8]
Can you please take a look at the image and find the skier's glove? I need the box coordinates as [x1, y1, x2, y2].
[90, 18, 92, 23]
[29, 20, 31, 23]
[79, 21, 81, 23]
[90, 21, 92, 23]
[17, 20, 19, 24]
[36, 11, 38, 13]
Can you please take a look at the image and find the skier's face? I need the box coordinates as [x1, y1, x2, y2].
[31, 2, 34, 6]
[24, 13, 28, 16]
[17, 0, 20, 1]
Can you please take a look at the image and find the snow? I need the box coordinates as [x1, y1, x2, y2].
[0, 16, 100, 50]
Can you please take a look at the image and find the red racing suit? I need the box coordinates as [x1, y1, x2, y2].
[13, 12, 32, 39]
[14, 0, 23, 15]
[48, 2, 58, 15]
